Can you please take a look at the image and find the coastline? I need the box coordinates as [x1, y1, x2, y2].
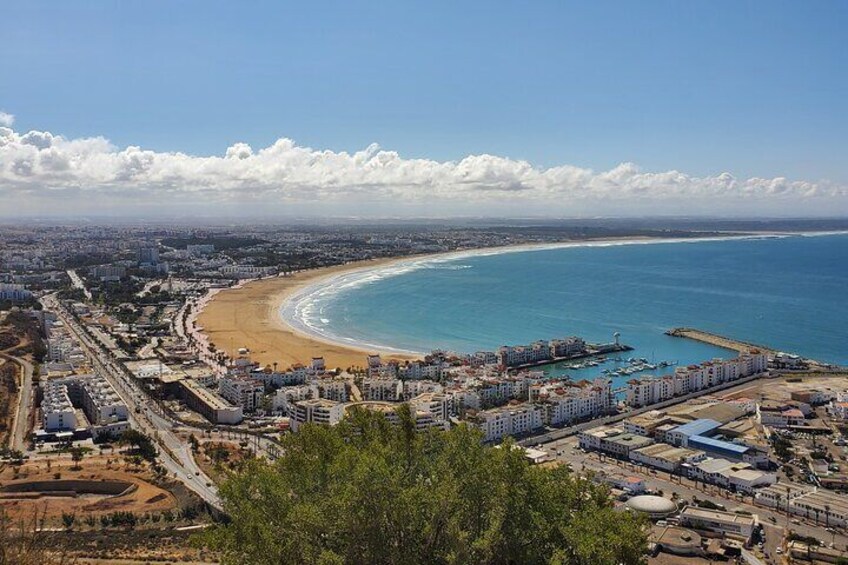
[196, 230, 848, 371]
[196, 257, 425, 371]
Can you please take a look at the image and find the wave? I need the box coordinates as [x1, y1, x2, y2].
[279, 231, 848, 354]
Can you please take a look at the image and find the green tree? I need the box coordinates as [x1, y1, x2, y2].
[198, 406, 648, 564]
[119, 429, 157, 462]
[69, 446, 85, 470]
[61, 511, 76, 530]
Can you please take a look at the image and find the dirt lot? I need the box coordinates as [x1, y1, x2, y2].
[735, 373, 848, 401]
[0, 454, 178, 523]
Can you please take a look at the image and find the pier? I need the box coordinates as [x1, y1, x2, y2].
[665, 327, 775, 355]
[666, 327, 844, 371]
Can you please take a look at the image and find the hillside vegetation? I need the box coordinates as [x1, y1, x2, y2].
[200, 406, 647, 565]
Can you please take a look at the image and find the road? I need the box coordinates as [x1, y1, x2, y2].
[0, 351, 33, 451]
[66, 269, 92, 300]
[42, 294, 221, 509]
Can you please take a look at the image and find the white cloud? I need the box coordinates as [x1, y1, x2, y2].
[0, 112, 14, 127]
[0, 120, 844, 216]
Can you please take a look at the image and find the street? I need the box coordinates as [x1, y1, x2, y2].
[43, 294, 222, 509]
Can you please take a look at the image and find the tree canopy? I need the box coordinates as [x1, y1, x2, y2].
[200, 406, 648, 565]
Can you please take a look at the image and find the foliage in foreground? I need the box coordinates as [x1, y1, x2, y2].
[199, 406, 648, 565]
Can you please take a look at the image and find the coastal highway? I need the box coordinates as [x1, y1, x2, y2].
[43, 294, 221, 509]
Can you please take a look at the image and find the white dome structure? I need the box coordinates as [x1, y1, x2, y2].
[625, 495, 677, 519]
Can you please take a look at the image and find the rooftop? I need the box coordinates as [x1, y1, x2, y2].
[183, 378, 238, 411]
[680, 506, 755, 526]
[671, 418, 722, 438]
[688, 435, 750, 456]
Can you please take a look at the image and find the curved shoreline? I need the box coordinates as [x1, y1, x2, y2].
[197, 231, 846, 371]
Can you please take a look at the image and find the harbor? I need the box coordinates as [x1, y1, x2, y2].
[505, 341, 634, 371]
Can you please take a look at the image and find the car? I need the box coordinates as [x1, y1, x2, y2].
[776, 548, 782, 554]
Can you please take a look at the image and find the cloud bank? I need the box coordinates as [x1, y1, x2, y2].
[0, 117, 845, 217]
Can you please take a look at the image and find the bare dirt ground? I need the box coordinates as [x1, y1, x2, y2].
[0, 454, 178, 523]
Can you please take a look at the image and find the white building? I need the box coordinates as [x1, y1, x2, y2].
[291, 398, 345, 431]
[399, 362, 442, 380]
[41, 380, 77, 432]
[181, 378, 243, 424]
[219, 376, 264, 412]
[361, 378, 401, 402]
[402, 379, 443, 400]
[549, 336, 587, 358]
[625, 351, 768, 408]
[678, 507, 757, 542]
[470, 403, 544, 442]
[313, 379, 349, 402]
[535, 378, 613, 425]
[687, 457, 775, 493]
[409, 392, 450, 424]
[42, 373, 131, 439]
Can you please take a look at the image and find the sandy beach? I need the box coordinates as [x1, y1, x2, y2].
[196, 258, 421, 371]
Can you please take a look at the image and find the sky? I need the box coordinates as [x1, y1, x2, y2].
[1, 1, 847, 218]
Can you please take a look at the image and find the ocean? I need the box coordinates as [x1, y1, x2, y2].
[281, 233, 848, 386]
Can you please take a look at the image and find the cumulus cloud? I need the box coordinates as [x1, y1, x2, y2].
[0, 120, 844, 216]
[0, 112, 14, 127]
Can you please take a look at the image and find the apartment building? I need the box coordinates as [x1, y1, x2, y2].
[409, 392, 450, 424]
[625, 351, 768, 408]
[402, 379, 443, 400]
[360, 378, 401, 402]
[41, 373, 130, 440]
[469, 403, 544, 442]
[219, 375, 264, 412]
[290, 398, 345, 431]
[41, 380, 77, 432]
[180, 378, 243, 424]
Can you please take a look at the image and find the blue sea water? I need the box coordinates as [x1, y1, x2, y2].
[282, 234, 848, 383]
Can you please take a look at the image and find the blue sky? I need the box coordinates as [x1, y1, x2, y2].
[1, 1, 847, 217]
